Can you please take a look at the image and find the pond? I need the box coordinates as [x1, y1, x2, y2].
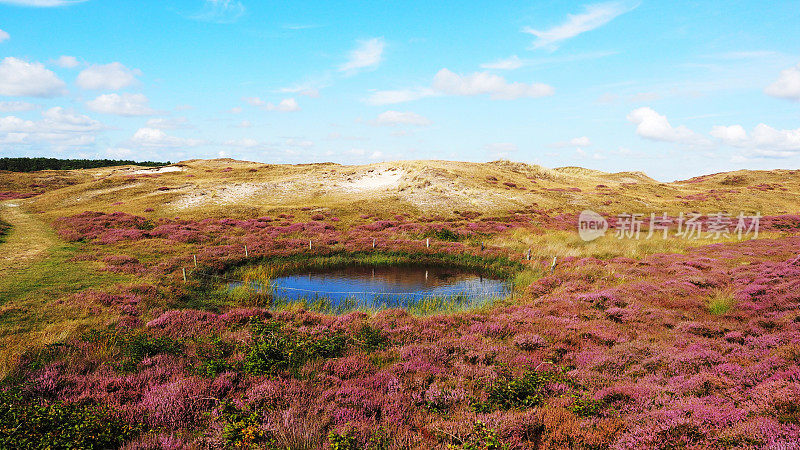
[228, 265, 511, 312]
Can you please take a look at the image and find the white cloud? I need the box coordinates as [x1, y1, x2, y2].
[235, 120, 252, 128]
[0, 57, 66, 97]
[523, 1, 638, 49]
[243, 96, 265, 106]
[626, 107, 705, 144]
[145, 117, 190, 129]
[76, 62, 141, 90]
[130, 127, 203, 148]
[0, 101, 37, 112]
[480, 55, 524, 70]
[369, 150, 385, 160]
[0, 29, 9, 43]
[86, 93, 155, 116]
[191, 0, 245, 23]
[432, 68, 554, 100]
[710, 125, 748, 145]
[375, 110, 431, 126]
[265, 98, 300, 112]
[339, 38, 385, 74]
[764, 63, 800, 101]
[53, 55, 79, 68]
[368, 69, 553, 105]
[0, 0, 86, 6]
[278, 84, 320, 97]
[570, 136, 591, 146]
[0, 107, 103, 147]
[228, 106, 243, 114]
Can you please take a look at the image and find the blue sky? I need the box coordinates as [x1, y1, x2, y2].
[0, 0, 798, 180]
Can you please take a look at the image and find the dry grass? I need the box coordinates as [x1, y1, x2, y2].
[9, 159, 797, 224]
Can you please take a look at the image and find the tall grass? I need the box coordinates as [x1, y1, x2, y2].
[228, 250, 523, 282]
[708, 289, 736, 315]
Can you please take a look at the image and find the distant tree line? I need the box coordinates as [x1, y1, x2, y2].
[0, 158, 170, 172]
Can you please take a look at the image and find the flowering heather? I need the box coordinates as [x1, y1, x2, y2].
[3, 202, 800, 448]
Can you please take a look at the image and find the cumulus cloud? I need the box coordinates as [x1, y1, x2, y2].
[0, 101, 37, 112]
[130, 127, 203, 148]
[764, 63, 800, 101]
[76, 62, 141, 90]
[523, 1, 638, 49]
[0, 29, 9, 43]
[626, 107, 705, 144]
[710, 125, 748, 145]
[0, 57, 66, 97]
[265, 98, 300, 112]
[53, 55, 79, 68]
[0, 107, 103, 147]
[0, 0, 86, 6]
[711, 123, 800, 157]
[339, 38, 385, 74]
[191, 0, 245, 23]
[375, 110, 431, 126]
[368, 69, 553, 105]
[86, 93, 155, 116]
[480, 55, 524, 70]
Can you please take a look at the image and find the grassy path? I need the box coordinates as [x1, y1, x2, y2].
[0, 202, 131, 376]
[0, 202, 59, 273]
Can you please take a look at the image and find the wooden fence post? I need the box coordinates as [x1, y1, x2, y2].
[426, 238, 430, 248]
[182, 267, 187, 283]
[193, 254, 197, 267]
[245, 245, 248, 257]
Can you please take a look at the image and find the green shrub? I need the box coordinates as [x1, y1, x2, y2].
[243, 318, 347, 376]
[474, 368, 572, 412]
[0, 390, 141, 449]
[356, 324, 390, 351]
[449, 421, 509, 450]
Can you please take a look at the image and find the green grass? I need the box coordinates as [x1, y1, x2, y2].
[0, 241, 136, 376]
[228, 250, 523, 281]
[708, 289, 736, 315]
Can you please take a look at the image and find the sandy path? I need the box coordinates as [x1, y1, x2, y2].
[0, 202, 59, 272]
